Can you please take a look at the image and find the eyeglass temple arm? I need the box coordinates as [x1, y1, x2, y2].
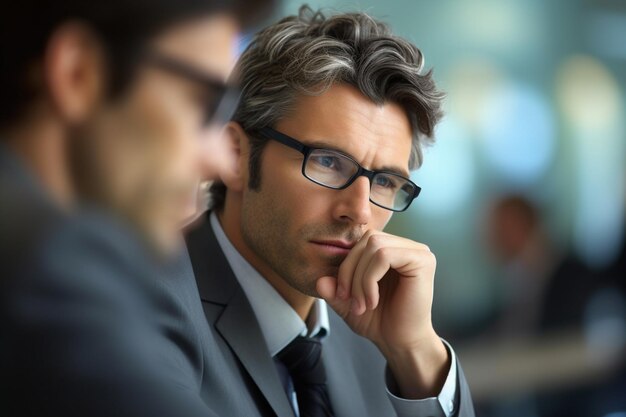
[260, 127, 307, 153]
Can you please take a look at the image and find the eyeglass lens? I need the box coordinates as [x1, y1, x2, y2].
[304, 149, 415, 211]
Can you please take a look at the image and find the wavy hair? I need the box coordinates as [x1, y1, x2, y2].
[211, 5, 444, 209]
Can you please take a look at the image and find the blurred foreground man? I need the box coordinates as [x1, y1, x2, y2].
[0, 0, 273, 415]
[186, 7, 475, 417]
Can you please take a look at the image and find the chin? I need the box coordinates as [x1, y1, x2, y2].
[290, 268, 336, 299]
[278, 268, 316, 299]
[296, 282, 321, 298]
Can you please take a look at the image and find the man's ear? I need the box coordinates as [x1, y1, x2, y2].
[44, 22, 104, 124]
[219, 121, 249, 192]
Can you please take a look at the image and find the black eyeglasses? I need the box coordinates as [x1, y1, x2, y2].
[142, 50, 240, 126]
[259, 127, 421, 212]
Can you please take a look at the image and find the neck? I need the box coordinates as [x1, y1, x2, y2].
[218, 197, 315, 321]
[3, 120, 75, 208]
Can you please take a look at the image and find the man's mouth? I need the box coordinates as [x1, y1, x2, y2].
[309, 239, 356, 256]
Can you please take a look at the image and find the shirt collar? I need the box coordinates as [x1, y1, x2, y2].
[209, 212, 329, 357]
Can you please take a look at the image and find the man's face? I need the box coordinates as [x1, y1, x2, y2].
[240, 83, 413, 296]
[73, 15, 239, 252]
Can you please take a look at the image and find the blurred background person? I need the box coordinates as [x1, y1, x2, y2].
[0, 0, 274, 416]
[471, 194, 611, 417]
[484, 194, 593, 339]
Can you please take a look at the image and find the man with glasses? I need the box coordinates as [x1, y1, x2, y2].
[186, 6, 475, 417]
[0, 1, 274, 416]
[258, 127, 422, 212]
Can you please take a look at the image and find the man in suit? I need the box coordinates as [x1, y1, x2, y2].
[0, 1, 274, 415]
[186, 6, 475, 417]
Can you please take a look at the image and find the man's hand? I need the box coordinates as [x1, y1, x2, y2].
[316, 230, 450, 399]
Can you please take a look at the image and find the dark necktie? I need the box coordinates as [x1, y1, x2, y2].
[276, 336, 335, 417]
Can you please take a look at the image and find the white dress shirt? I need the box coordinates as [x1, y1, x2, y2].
[210, 212, 458, 416]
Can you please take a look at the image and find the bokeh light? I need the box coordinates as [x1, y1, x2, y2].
[410, 118, 476, 217]
[479, 82, 556, 186]
[556, 55, 625, 268]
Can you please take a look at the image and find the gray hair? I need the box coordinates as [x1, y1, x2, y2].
[210, 5, 444, 210]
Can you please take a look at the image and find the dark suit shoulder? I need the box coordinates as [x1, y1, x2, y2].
[1, 210, 212, 417]
[0, 145, 63, 277]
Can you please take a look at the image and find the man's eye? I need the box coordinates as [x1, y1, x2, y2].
[374, 175, 398, 189]
[312, 155, 341, 170]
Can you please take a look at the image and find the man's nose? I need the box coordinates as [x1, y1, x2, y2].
[332, 176, 372, 225]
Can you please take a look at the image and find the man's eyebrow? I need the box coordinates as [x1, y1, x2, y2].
[305, 139, 411, 178]
[378, 165, 411, 178]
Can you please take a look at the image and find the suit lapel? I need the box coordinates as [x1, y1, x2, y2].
[323, 311, 370, 417]
[216, 288, 295, 417]
[186, 215, 295, 417]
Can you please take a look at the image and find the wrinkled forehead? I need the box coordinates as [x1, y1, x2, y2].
[276, 83, 413, 175]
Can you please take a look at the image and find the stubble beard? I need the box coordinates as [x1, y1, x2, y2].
[241, 192, 362, 298]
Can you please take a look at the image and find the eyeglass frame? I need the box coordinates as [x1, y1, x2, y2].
[258, 127, 422, 212]
[141, 50, 241, 126]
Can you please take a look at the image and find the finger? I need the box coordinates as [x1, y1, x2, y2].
[316, 275, 337, 299]
[348, 252, 368, 316]
[351, 234, 389, 310]
[360, 247, 400, 310]
[391, 246, 436, 278]
[316, 276, 352, 320]
[336, 230, 374, 300]
[351, 233, 423, 298]
[361, 246, 436, 310]
[341, 232, 382, 314]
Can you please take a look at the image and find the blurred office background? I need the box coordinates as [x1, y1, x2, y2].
[273, 0, 626, 416]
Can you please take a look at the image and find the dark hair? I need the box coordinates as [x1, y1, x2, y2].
[209, 5, 444, 211]
[494, 195, 540, 229]
[0, 0, 275, 129]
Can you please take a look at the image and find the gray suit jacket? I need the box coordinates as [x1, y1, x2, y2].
[185, 214, 476, 417]
[0, 144, 216, 417]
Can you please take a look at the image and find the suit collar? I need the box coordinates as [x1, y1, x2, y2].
[185, 213, 296, 417]
[216, 289, 296, 417]
[208, 212, 331, 356]
[323, 310, 372, 417]
[185, 213, 238, 305]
